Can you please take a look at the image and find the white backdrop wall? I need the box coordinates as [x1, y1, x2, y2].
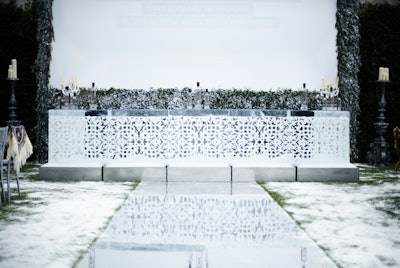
[50, 0, 337, 91]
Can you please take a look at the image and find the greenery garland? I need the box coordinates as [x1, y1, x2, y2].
[336, 0, 361, 162]
[66, 87, 323, 111]
[34, 0, 54, 163]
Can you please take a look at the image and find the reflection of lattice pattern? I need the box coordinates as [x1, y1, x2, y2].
[99, 195, 304, 247]
[49, 113, 350, 164]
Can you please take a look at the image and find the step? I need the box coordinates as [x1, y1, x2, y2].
[296, 163, 359, 182]
[103, 161, 167, 181]
[232, 162, 296, 182]
[167, 162, 231, 182]
[39, 162, 102, 181]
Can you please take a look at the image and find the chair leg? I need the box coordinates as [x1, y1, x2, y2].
[16, 171, 21, 198]
[0, 169, 5, 202]
[0, 178, 2, 209]
[0, 173, 2, 209]
[7, 161, 11, 202]
[2, 161, 22, 202]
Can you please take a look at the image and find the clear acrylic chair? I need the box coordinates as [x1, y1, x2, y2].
[0, 126, 21, 207]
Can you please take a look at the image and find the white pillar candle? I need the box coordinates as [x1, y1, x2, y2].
[11, 59, 17, 79]
[8, 65, 12, 79]
[378, 67, 384, 80]
[378, 67, 390, 81]
[73, 75, 78, 88]
[385, 68, 389, 81]
[336, 76, 339, 89]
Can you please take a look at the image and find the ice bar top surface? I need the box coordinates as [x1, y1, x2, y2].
[49, 109, 349, 118]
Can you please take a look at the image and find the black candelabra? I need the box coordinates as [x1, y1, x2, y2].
[367, 80, 391, 165]
[6, 78, 21, 127]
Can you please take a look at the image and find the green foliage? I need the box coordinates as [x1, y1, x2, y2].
[336, 0, 361, 161]
[34, 0, 54, 163]
[72, 87, 323, 111]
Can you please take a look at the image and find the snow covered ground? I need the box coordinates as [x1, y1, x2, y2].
[0, 164, 399, 267]
[262, 165, 400, 267]
[0, 165, 134, 268]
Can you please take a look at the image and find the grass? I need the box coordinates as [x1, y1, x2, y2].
[370, 195, 400, 220]
[257, 181, 286, 207]
[259, 164, 400, 211]
[258, 164, 400, 267]
[258, 167, 400, 219]
[358, 164, 400, 185]
[358, 165, 400, 220]
[2, 162, 141, 268]
[3, 162, 400, 267]
[71, 180, 139, 268]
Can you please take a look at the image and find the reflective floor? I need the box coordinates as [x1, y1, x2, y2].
[78, 182, 336, 268]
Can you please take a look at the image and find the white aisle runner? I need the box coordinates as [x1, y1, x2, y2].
[78, 182, 336, 268]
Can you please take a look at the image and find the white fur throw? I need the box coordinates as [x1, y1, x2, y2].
[7, 126, 33, 172]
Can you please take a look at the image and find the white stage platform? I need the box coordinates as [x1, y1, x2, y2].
[40, 109, 358, 182]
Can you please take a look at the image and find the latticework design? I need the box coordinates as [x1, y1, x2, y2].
[48, 111, 350, 164]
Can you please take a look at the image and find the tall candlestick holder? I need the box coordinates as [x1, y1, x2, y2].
[366, 80, 391, 165]
[6, 78, 21, 126]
